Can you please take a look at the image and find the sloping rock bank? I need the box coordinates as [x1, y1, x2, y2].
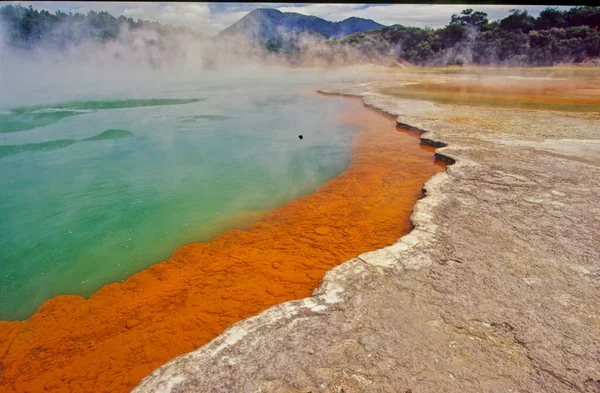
[134, 80, 600, 393]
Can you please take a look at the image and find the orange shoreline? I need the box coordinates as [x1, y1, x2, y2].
[0, 96, 446, 393]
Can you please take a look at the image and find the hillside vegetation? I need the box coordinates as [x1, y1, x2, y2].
[219, 8, 384, 41]
[1, 5, 599, 67]
[0, 4, 205, 49]
[311, 7, 599, 66]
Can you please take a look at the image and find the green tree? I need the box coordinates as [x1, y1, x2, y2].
[535, 7, 567, 30]
[500, 9, 536, 33]
[439, 24, 467, 48]
[565, 6, 600, 29]
[450, 9, 489, 29]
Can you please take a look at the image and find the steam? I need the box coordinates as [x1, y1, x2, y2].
[0, 7, 391, 106]
[0, 7, 380, 321]
[0, 9, 378, 228]
[0, 5, 463, 103]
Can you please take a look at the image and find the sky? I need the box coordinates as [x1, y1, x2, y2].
[6, 2, 574, 36]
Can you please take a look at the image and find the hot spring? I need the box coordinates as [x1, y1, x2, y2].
[0, 70, 369, 320]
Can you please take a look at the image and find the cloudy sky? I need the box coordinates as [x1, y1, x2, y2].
[8, 2, 572, 36]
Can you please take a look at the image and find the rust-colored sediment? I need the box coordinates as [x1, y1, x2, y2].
[0, 97, 445, 393]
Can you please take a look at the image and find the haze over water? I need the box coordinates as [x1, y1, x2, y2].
[0, 70, 370, 320]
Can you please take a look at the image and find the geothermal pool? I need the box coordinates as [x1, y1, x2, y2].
[0, 72, 368, 320]
[0, 73, 446, 393]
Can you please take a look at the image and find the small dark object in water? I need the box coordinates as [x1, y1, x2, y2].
[298, 135, 303, 140]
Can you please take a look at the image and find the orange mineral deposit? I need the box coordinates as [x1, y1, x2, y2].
[0, 96, 446, 393]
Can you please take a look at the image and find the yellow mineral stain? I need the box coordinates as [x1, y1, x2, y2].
[379, 76, 600, 112]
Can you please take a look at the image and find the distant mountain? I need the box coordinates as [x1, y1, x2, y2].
[218, 8, 385, 41]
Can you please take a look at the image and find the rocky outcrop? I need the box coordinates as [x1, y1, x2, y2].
[133, 78, 600, 393]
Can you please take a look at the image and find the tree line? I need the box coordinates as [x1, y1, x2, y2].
[1, 4, 599, 66]
[331, 6, 600, 66]
[0, 4, 204, 50]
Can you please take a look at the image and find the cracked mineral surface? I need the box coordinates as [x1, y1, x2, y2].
[134, 72, 600, 393]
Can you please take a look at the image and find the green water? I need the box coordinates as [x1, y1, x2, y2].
[0, 129, 134, 157]
[83, 129, 134, 141]
[1, 99, 203, 133]
[0, 72, 363, 320]
[0, 139, 76, 158]
[179, 115, 234, 122]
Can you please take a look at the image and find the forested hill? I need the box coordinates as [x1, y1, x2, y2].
[331, 7, 600, 66]
[218, 8, 384, 41]
[0, 4, 205, 50]
[0, 5, 383, 51]
[1, 4, 599, 67]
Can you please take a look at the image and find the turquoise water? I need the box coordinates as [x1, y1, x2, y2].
[0, 71, 366, 320]
[0, 99, 203, 133]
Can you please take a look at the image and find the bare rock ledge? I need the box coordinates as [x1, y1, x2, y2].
[133, 80, 600, 393]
